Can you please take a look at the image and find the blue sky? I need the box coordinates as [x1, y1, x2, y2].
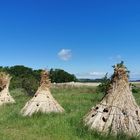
[0, 0, 140, 79]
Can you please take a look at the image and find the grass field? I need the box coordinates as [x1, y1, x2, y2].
[0, 87, 140, 140]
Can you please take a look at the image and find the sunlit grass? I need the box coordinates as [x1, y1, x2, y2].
[0, 87, 139, 140]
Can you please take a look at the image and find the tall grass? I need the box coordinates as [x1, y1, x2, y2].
[0, 87, 139, 140]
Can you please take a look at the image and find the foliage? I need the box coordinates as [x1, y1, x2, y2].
[50, 68, 77, 83]
[0, 66, 77, 95]
[131, 83, 140, 93]
[96, 73, 111, 94]
[3, 66, 40, 96]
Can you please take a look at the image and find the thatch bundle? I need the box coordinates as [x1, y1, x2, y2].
[21, 70, 64, 116]
[84, 63, 140, 136]
[0, 72, 15, 105]
[0, 72, 8, 91]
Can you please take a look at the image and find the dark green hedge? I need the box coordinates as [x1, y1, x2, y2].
[0, 66, 77, 96]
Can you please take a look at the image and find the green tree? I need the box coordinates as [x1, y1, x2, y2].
[0, 66, 77, 95]
[49, 69, 77, 83]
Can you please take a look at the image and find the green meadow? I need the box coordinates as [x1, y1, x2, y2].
[0, 86, 140, 140]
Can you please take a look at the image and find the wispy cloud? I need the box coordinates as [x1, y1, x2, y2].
[76, 71, 106, 79]
[76, 71, 140, 80]
[58, 49, 72, 61]
[89, 72, 106, 76]
[130, 72, 140, 80]
[109, 55, 122, 62]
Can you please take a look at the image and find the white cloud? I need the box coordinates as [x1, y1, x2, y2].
[130, 72, 140, 80]
[58, 49, 72, 61]
[76, 71, 106, 79]
[89, 72, 106, 76]
[76, 71, 140, 80]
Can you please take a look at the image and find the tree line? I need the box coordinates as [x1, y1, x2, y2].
[0, 65, 77, 96]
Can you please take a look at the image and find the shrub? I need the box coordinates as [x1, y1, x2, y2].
[96, 73, 111, 94]
[0, 66, 77, 95]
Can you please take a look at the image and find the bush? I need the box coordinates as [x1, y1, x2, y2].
[0, 66, 77, 95]
[50, 68, 77, 83]
[130, 83, 140, 93]
[96, 73, 111, 94]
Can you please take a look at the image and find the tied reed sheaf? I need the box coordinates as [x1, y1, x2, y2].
[84, 62, 140, 136]
[20, 70, 64, 116]
[0, 72, 15, 105]
[0, 63, 140, 139]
